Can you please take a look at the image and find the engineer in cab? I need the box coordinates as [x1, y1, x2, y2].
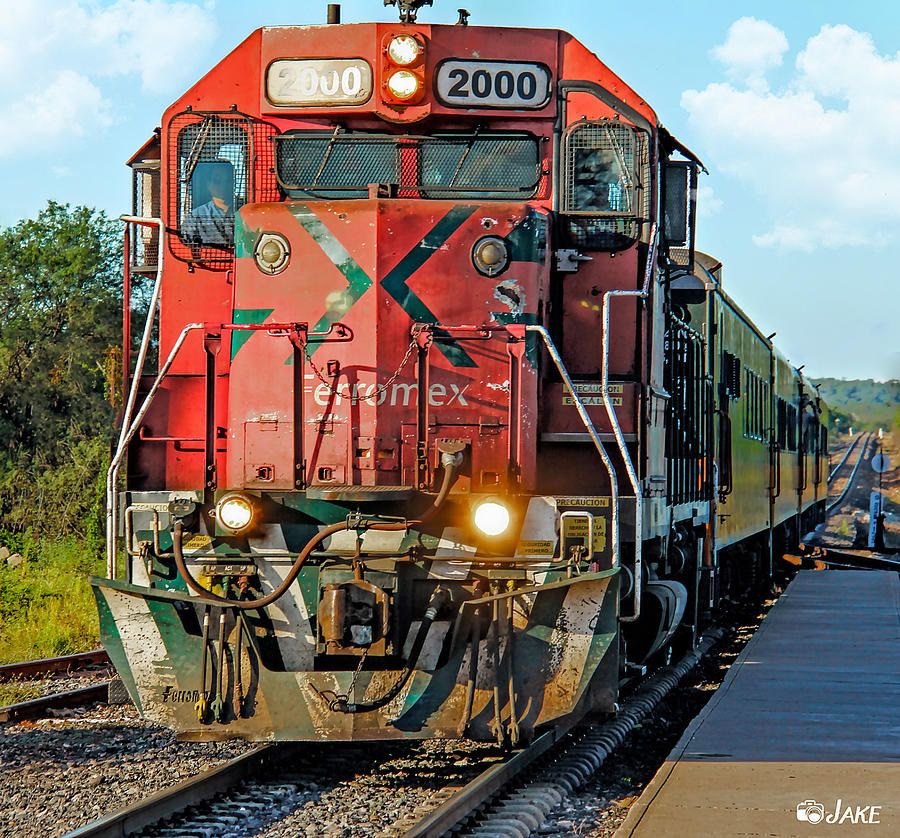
[181, 161, 235, 248]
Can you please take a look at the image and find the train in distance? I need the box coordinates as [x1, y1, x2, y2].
[92, 0, 830, 744]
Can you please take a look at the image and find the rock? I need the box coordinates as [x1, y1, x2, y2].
[6, 553, 23, 568]
[0, 546, 9, 561]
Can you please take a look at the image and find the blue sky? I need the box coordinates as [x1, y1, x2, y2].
[1, 1, 898, 381]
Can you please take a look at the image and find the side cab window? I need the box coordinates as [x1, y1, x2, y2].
[561, 120, 648, 251]
[167, 113, 252, 266]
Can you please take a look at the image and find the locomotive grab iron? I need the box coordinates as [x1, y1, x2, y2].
[93, 3, 828, 744]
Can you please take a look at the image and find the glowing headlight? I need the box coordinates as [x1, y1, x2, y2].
[473, 500, 511, 537]
[216, 494, 254, 532]
[471, 236, 510, 277]
[387, 34, 421, 66]
[387, 70, 421, 100]
[254, 233, 290, 275]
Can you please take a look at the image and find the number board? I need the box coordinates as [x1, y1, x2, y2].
[435, 60, 551, 109]
[266, 59, 373, 106]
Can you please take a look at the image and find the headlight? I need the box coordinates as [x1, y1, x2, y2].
[387, 34, 421, 66]
[386, 69, 421, 100]
[254, 232, 290, 275]
[473, 500, 511, 537]
[216, 494, 254, 532]
[471, 236, 510, 277]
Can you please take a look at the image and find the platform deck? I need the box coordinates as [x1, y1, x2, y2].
[616, 570, 900, 837]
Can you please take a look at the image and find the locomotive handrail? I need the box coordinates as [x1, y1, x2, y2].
[107, 321, 204, 578]
[107, 216, 166, 578]
[598, 222, 659, 622]
[520, 324, 621, 568]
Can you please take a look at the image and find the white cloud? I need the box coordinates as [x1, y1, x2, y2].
[683, 22, 900, 251]
[711, 17, 789, 93]
[0, 1, 216, 157]
[696, 185, 722, 217]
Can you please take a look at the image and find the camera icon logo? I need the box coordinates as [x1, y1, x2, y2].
[797, 800, 826, 824]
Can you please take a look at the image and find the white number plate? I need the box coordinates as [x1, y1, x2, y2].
[435, 60, 551, 109]
[266, 59, 373, 106]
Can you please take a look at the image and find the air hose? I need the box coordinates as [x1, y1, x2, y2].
[171, 455, 462, 610]
[172, 518, 411, 610]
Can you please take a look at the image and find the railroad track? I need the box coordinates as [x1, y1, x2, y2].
[61, 634, 720, 838]
[825, 432, 873, 515]
[0, 650, 114, 723]
[0, 649, 110, 681]
[827, 432, 868, 484]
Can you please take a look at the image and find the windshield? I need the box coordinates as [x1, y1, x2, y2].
[274, 130, 541, 200]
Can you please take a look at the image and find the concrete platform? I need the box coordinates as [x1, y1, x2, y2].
[616, 570, 900, 837]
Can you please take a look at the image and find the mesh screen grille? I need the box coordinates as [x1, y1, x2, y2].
[167, 112, 277, 268]
[274, 131, 541, 199]
[562, 121, 649, 250]
[131, 165, 160, 273]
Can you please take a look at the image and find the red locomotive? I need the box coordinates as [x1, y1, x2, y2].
[93, 2, 828, 743]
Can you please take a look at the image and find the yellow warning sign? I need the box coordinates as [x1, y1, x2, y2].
[555, 497, 610, 508]
[182, 534, 213, 551]
[570, 383, 623, 394]
[515, 540, 556, 557]
[563, 395, 621, 406]
[561, 514, 607, 552]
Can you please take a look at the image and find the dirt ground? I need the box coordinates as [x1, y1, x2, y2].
[818, 430, 899, 550]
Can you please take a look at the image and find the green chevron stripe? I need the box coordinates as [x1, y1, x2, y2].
[380, 205, 479, 368]
[290, 205, 373, 358]
[231, 308, 275, 360]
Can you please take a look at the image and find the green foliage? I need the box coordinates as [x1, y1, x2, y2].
[0, 202, 121, 661]
[813, 378, 900, 431]
[0, 678, 45, 707]
[0, 535, 104, 664]
[0, 201, 121, 466]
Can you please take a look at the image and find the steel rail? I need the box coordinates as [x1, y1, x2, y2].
[825, 433, 872, 516]
[0, 650, 111, 682]
[0, 683, 110, 723]
[61, 745, 285, 838]
[828, 432, 867, 484]
[404, 630, 718, 838]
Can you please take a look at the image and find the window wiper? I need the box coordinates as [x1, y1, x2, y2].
[312, 125, 343, 188]
[447, 126, 482, 188]
[182, 116, 215, 184]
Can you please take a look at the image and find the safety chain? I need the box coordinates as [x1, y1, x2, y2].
[326, 647, 369, 711]
[303, 333, 419, 401]
[347, 647, 369, 696]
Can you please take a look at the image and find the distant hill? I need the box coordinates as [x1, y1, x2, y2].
[813, 378, 899, 431]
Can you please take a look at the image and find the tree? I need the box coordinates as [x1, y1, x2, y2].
[0, 202, 122, 539]
[0, 201, 121, 467]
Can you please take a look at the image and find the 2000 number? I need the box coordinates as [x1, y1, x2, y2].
[447, 68, 538, 100]
[436, 62, 550, 108]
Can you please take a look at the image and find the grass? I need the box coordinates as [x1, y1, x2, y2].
[0, 677, 46, 707]
[0, 534, 104, 665]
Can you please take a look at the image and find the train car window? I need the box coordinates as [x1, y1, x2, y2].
[274, 130, 540, 200]
[663, 160, 698, 271]
[786, 403, 798, 451]
[776, 397, 787, 449]
[722, 351, 741, 400]
[561, 120, 648, 251]
[169, 114, 252, 263]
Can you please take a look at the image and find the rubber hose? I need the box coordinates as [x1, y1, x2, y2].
[172, 519, 412, 610]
